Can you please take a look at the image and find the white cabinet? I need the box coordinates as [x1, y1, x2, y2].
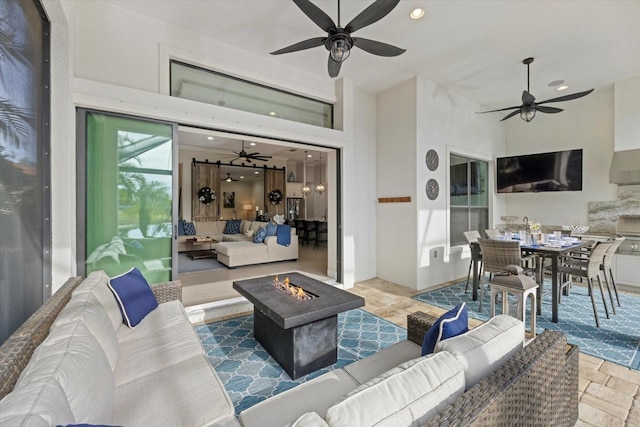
[286, 182, 304, 198]
[614, 254, 640, 288]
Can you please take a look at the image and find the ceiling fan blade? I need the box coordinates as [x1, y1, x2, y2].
[250, 157, 269, 162]
[522, 90, 536, 105]
[536, 105, 564, 114]
[352, 37, 405, 57]
[292, 0, 337, 33]
[328, 55, 342, 78]
[476, 105, 522, 114]
[345, 0, 400, 33]
[271, 37, 326, 55]
[229, 157, 241, 163]
[537, 88, 594, 105]
[500, 110, 521, 121]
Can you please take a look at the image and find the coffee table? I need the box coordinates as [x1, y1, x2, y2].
[185, 236, 217, 260]
[233, 272, 365, 379]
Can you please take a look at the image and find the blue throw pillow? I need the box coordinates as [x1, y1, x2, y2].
[108, 267, 158, 328]
[253, 227, 267, 243]
[265, 222, 277, 237]
[223, 219, 242, 234]
[421, 303, 468, 356]
[178, 219, 186, 236]
[183, 221, 196, 235]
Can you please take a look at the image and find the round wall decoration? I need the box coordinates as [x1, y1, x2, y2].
[426, 149, 439, 171]
[426, 179, 439, 200]
[268, 189, 283, 205]
[197, 187, 216, 205]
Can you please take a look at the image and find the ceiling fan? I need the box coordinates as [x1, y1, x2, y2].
[271, 0, 405, 78]
[230, 141, 272, 163]
[476, 57, 594, 122]
[221, 173, 238, 182]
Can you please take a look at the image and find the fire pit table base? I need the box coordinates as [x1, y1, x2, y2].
[254, 308, 337, 380]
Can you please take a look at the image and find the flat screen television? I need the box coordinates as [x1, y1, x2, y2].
[496, 149, 583, 193]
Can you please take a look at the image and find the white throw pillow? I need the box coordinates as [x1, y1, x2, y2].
[435, 314, 524, 389]
[325, 352, 465, 427]
[291, 412, 329, 427]
[244, 229, 255, 237]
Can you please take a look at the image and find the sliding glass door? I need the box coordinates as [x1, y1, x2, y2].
[81, 111, 175, 283]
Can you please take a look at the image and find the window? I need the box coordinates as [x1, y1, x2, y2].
[450, 154, 488, 246]
[0, 0, 50, 343]
[170, 61, 333, 128]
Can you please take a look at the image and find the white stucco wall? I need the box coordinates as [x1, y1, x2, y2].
[503, 86, 617, 226]
[43, 0, 375, 289]
[614, 75, 640, 151]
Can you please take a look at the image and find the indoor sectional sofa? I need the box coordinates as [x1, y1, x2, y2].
[179, 219, 298, 267]
[0, 273, 579, 427]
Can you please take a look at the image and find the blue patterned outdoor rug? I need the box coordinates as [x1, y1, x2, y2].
[413, 281, 640, 370]
[195, 308, 406, 414]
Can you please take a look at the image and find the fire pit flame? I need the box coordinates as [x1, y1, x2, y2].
[273, 275, 316, 301]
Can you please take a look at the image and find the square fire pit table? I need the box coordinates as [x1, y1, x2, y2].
[233, 272, 364, 379]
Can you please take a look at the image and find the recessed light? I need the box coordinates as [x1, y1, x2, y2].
[307, 154, 312, 158]
[547, 80, 565, 87]
[254, 171, 259, 175]
[250, 142, 256, 146]
[410, 8, 424, 20]
[269, 111, 276, 116]
[557, 85, 569, 91]
[240, 176, 244, 179]
[207, 136, 214, 140]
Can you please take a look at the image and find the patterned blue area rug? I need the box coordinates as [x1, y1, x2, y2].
[195, 309, 406, 414]
[413, 281, 640, 370]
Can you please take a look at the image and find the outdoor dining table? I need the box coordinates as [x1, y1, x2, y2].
[470, 239, 593, 323]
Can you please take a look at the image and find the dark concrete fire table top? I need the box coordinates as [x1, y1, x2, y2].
[233, 272, 364, 329]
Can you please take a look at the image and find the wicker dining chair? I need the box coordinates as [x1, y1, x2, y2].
[601, 237, 625, 308]
[551, 241, 613, 327]
[485, 229, 502, 239]
[463, 230, 482, 294]
[476, 238, 538, 313]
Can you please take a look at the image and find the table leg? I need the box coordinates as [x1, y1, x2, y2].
[551, 255, 559, 323]
[472, 244, 480, 301]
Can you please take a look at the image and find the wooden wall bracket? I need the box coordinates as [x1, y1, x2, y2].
[378, 197, 411, 203]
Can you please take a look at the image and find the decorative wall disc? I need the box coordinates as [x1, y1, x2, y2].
[426, 149, 439, 171]
[426, 179, 439, 200]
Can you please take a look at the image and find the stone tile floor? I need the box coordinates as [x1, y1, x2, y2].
[348, 278, 640, 427]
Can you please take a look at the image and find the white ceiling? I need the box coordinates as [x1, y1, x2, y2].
[106, 0, 640, 158]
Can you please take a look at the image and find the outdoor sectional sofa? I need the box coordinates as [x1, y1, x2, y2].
[0, 272, 579, 427]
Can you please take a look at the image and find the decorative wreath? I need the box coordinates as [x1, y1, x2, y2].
[268, 189, 283, 205]
[198, 187, 216, 205]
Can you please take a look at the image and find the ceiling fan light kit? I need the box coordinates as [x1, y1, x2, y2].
[271, 0, 405, 78]
[476, 57, 594, 122]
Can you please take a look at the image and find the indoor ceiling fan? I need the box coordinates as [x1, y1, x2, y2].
[476, 57, 594, 122]
[230, 141, 272, 163]
[221, 173, 238, 182]
[271, 0, 405, 78]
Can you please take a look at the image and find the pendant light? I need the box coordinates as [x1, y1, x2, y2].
[315, 152, 326, 194]
[301, 151, 311, 196]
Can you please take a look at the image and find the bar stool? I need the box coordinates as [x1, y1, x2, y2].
[489, 266, 539, 343]
[302, 220, 316, 247]
[314, 221, 327, 248]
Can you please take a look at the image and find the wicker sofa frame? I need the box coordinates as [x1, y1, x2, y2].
[407, 311, 579, 426]
[0, 276, 182, 401]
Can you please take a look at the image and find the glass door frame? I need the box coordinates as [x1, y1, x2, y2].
[76, 108, 179, 279]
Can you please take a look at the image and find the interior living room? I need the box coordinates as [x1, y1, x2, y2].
[1, 1, 639, 426]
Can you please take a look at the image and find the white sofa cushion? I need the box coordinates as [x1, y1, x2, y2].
[16, 321, 115, 424]
[325, 352, 465, 427]
[52, 292, 119, 370]
[239, 370, 359, 427]
[113, 354, 235, 427]
[292, 412, 330, 427]
[0, 378, 76, 426]
[343, 340, 422, 384]
[73, 270, 123, 329]
[113, 302, 205, 385]
[434, 314, 524, 389]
